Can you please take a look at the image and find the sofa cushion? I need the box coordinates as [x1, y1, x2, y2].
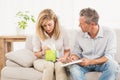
[6, 60, 21, 67]
[6, 49, 37, 67]
[1, 67, 42, 80]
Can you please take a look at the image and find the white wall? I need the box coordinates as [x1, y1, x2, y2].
[0, 0, 74, 35]
[0, 0, 120, 50]
[73, 0, 120, 29]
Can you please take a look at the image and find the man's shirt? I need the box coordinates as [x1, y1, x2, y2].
[72, 26, 116, 60]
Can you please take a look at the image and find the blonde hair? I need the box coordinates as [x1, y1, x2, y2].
[36, 9, 60, 41]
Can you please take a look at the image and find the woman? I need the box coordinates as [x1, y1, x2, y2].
[32, 9, 70, 80]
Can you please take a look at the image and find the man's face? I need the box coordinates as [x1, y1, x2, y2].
[79, 16, 91, 32]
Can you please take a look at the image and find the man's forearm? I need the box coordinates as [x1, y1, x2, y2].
[90, 56, 108, 65]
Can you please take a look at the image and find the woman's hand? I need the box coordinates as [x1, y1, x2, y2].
[66, 54, 80, 63]
[57, 56, 67, 63]
[42, 46, 51, 55]
[58, 49, 70, 63]
[34, 46, 50, 58]
[34, 51, 44, 58]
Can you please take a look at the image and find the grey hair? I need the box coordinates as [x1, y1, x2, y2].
[80, 8, 99, 25]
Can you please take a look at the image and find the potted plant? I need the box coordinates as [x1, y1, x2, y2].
[16, 11, 36, 35]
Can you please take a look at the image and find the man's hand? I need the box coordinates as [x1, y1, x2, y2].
[79, 56, 108, 67]
[79, 58, 91, 67]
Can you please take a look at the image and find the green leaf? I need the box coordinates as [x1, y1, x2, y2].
[23, 15, 30, 21]
[17, 20, 27, 30]
[16, 11, 36, 29]
[31, 15, 35, 23]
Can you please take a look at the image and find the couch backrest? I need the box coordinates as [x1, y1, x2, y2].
[114, 28, 120, 64]
[25, 35, 33, 51]
[66, 29, 80, 51]
[25, 28, 120, 64]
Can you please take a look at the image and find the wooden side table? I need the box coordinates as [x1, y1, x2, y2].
[0, 35, 26, 74]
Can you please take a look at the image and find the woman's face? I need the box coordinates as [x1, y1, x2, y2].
[42, 19, 55, 35]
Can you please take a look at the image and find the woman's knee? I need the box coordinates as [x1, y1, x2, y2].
[55, 62, 62, 71]
[33, 59, 46, 72]
[33, 59, 54, 72]
[55, 62, 67, 73]
[46, 61, 54, 69]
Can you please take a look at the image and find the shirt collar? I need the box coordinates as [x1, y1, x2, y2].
[84, 25, 104, 39]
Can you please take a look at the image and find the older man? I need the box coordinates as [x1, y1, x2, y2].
[67, 8, 119, 80]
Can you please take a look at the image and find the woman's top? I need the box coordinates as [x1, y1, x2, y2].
[32, 27, 70, 58]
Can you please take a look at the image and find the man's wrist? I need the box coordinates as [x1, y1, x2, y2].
[89, 59, 99, 65]
[89, 59, 96, 65]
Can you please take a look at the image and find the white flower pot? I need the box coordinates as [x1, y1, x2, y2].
[16, 27, 25, 35]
